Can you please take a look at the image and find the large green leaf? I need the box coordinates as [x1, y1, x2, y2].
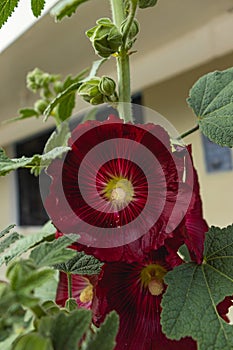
[31, 0, 45, 17]
[54, 251, 103, 275]
[0, 0, 20, 29]
[86, 311, 119, 350]
[161, 225, 233, 350]
[187, 68, 233, 147]
[50, 0, 90, 21]
[0, 221, 56, 266]
[50, 309, 92, 350]
[30, 235, 79, 267]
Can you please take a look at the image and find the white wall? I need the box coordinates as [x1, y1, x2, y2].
[143, 52, 233, 228]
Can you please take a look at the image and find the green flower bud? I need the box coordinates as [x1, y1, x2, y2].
[90, 94, 105, 105]
[139, 0, 158, 9]
[99, 76, 116, 96]
[86, 18, 122, 58]
[78, 78, 104, 104]
[78, 78, 100, 96]
[120, 19, 139, 40]
[53, 81, 63, 94]
[34, 99, 49, 114]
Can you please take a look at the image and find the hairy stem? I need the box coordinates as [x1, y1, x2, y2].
[67, 273, 72, 299]
[110, 0, 136, 122]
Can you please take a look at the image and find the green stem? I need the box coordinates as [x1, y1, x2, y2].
[110, 0, 125, 28]
[122, 0, 138, 44]
[110, 0, 136, 123]
[177, 125, 199, 140]
[67, 273, 72, 299]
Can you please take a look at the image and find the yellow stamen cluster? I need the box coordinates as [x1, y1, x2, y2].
[79, 284, 94, 303]
[103, 176, 134, 208]
[140, 264, 167, 296]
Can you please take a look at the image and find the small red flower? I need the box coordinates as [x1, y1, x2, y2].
[56, 271, 98, 309]
[92, 243, 197, 350]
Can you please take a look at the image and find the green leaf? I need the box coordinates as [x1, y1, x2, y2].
[138, 0, 158, 9]
[44, 122, 70, 153]
[0, 146, 70, 177]
[187, 68, 233, 147]
[54, 251, 103, 275]
[0, 232, 21, 254]
[6, 259, 55, 292]
[17, 269, 55, 292]
[178, 244, 191, 262]
[51, 309, 92, 350]
[83, 59, 107, 81]
[86, 311, 119, 350]
[0, 148, 34, 176]
[0, 0, 20, 29]
[31, 0, 45, 17]
[34, 272, 59, 302]
[0, 224, 16, 238]
[56, 75, 82, 121]
[4, 108, 39, 124]
[0, 221, 56, 266]
[44, 81, 81, 120]
[12, 332, 53, 350]
[30, 235, 79, 267]
[161, 224, 233, 350]
[30, 146, 70, 176]
[50, 0, 90, 21]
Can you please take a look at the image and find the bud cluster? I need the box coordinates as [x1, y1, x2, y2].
[78, 76, 117, 105]
[86, 18, 123, 58]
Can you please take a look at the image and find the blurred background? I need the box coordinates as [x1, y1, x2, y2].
[0, 0, 233, 232]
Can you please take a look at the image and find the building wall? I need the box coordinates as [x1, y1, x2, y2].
[143, 52, 233, 228]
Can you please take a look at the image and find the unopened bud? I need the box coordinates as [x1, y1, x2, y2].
[99, 76, 116, 96]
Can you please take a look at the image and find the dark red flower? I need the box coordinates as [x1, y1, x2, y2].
[56, 271, 98, 309]
[46, 116, 207, 262]
[92, 243, 197, 350]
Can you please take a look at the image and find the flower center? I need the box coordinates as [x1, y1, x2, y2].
[79, 284, 94, 303]
[140, 264, 167, 296]
[103, 176, 134, 208]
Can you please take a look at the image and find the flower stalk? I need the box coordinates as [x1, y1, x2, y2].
[110, 0, 138, 123]
[67, 273, 73, 299]
[178, 125, 199, 140]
